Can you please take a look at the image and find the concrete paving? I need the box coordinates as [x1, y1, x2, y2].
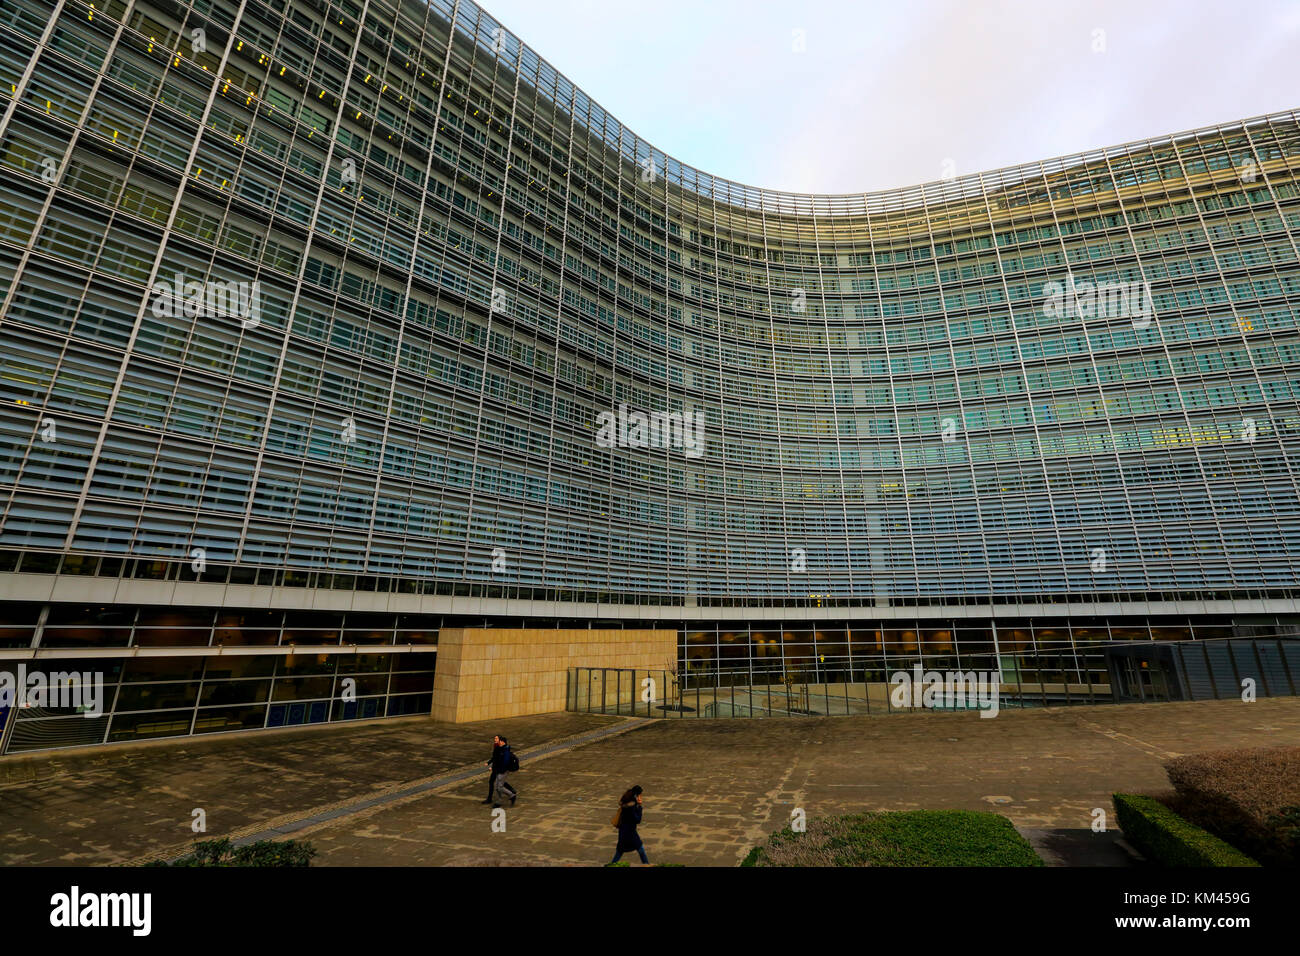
[4, 698, 1298, 866]
[0, 711, 621, 864]
[1018, 828, 1140, 866]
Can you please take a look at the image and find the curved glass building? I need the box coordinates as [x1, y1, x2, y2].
[1, 0, 1298, 748]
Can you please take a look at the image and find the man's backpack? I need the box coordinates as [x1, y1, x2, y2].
[506, 749, 520, 772]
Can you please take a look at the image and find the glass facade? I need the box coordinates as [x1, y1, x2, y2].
[571, 635, 1300, 717]
[0, 0, 1298, 747]
[2, 646, 435, 752]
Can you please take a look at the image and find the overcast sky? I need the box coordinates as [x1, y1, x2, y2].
[477, 0, 1300, 194]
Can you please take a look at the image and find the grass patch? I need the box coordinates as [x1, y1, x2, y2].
[1162, 745, 1300, 867]
[1113, 794, 1258, 867]
[148, 838, 317, 867]
[605, 861, 682, 867]
[742, 810, 1042, 867]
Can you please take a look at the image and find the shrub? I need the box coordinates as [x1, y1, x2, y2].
[742, 810, 1042, 867]
[1163, 746, 1300, 866]
[151, 837, 317, 867]
[1112, 794, 1258, 867]
[1268, 805, 1300, 859]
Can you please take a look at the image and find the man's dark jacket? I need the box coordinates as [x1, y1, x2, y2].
[490, 743, 513, 773]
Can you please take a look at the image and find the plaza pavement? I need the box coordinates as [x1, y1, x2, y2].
[3, 698, 1298, 866]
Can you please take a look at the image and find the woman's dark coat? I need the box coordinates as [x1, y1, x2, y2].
[615, 801, 643, 852]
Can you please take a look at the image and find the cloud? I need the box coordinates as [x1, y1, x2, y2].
[482, 0, 1298, 193]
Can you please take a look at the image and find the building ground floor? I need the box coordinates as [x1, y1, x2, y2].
[2, 589, 1299, 753]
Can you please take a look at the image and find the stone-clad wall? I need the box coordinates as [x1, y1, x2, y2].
[431, 628, 678, 722]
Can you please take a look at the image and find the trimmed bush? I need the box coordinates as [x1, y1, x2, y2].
[741, 810, 1042, 867]
[1268, 805, 1300, 860]
[1162, 746, 1300, 867]
[150, 837, 317, 867]
[1112, 794, 1258, 867]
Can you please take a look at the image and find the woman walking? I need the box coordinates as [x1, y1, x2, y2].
[610, 785, 649, 865]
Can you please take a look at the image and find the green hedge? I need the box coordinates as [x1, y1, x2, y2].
[148, 838, 317, 867]
[1112, 794, 1258, 867]
[741, 810, 1042, 867]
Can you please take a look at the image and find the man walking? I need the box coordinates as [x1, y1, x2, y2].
[491, 735, 518, 808]
[482, 734, 503, 804]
